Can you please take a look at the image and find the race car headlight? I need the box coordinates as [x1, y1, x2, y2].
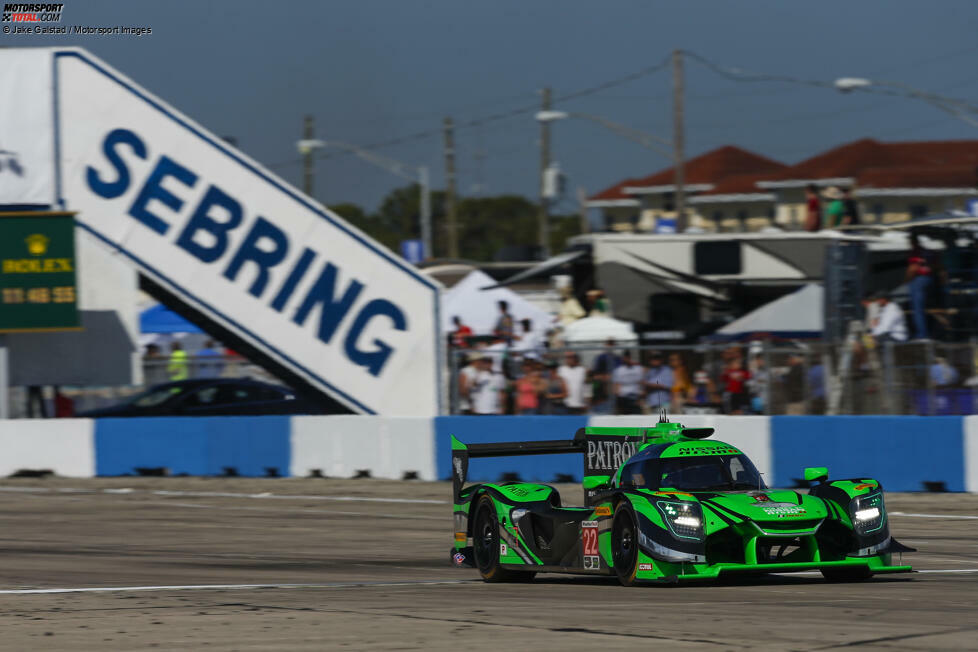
[849, 492, 885, 535]
[656, 501, 705, 541]
[854, 507, 880, 521]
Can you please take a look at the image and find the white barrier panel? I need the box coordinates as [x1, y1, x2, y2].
[587, 415, 772, 481]
[19, 47, 442, 415]
[0, 418, 94, 477]
[290, 416, 436, 481]
[964, 416, 978, 493]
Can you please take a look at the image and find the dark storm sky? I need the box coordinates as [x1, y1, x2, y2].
[8, 0, 978, 211]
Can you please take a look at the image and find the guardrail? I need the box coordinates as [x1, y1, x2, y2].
[0, 416, 973, 492]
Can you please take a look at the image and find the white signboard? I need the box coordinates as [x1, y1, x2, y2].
[20, 48, 441, 415]
[0, 49, 56, 207]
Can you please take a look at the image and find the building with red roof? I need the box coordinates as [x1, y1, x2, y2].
[588, 138, 978, 232]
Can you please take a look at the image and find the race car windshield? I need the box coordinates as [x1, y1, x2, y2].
[655, 455, 766, 492]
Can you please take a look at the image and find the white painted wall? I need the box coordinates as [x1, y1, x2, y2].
[963, 416, 978, 493]
[0, 419, 94, 477]
[290, 416, 436, 480]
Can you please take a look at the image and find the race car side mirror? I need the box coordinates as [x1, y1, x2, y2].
[804, 467, 829, 484]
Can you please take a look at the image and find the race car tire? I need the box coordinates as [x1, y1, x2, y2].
[611, 503, 640, 587]
[472, 496, 534, 583]
[821, 565, 873, 582]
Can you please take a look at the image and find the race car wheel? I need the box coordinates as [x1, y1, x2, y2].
[472, 496, 534, 583]
[611, 504, 640, 586]
[821, 565, 873, 582]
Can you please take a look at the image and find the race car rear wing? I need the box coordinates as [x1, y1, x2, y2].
[451, 434, 585, 501]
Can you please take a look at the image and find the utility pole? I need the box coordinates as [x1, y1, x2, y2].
[538, 87, 552, 258]
[443, 117, 459, 259]
[672, 50, 686, 231]
[419, 166, 431, 259]
[577, 187, 590, 235]
[302, 115, 315, 198]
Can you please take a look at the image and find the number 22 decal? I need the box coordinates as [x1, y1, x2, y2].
[581, 520, 599, 556]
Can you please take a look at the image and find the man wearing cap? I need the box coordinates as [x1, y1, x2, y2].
[822, 187, 846, 229]
[469, 354, 506, 415]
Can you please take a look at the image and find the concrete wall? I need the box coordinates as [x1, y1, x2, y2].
[0, 415, 973, 492]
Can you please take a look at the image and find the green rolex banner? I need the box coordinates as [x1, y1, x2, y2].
[0, 212, 80, 332]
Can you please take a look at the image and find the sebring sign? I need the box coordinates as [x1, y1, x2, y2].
[1, 48, 441, 415]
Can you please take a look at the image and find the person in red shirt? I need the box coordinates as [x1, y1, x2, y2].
[906, 232, 933, 339]
[804, 184, 821, 232]
[450, 316, 473, 349]
[721, 356, 752, 414]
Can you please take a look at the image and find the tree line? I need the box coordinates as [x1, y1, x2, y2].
[330, 184, 583, 261]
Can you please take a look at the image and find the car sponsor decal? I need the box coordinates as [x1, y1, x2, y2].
[499, 543, 508, 556]
[584, 436, 643, 476]
[752, 494, 772, 502]
[760, 503, 806, 517]
[654, 491, 695, 498]
[583, 556, 601, 569]
[638, 563, 653, 571]
[582, 520, 599, 564]
[453, 552, 466, 566]
[594, 506, 612, 517]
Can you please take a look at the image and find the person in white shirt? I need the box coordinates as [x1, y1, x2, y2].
[457, 355, 478, 414]
[513, 319, 544, 353]
[558, 352, 587, 414]
[870, 294, 908, 343]
[612, 351, 644, 414]
[484, 339, 509, 375]
[469, 355, 506, 415]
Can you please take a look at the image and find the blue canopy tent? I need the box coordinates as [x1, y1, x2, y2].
[140, 303, 203, 334]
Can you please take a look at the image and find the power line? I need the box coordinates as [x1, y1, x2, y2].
[268, 56, 674, 172]
[683, 50, 835, 89]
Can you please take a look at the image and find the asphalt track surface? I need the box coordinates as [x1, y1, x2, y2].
[0, 478, 975, 650]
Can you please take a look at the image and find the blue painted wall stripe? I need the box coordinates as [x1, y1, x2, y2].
[94, 416, 291, 477]
[771, 416, 965, 492]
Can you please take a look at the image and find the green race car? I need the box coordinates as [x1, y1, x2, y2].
[450, 419, 914, 585]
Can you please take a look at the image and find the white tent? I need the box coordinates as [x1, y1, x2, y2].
[715, 284, 823, 339]
[562, 315, 637, 344]
[441, 270, 552, 335]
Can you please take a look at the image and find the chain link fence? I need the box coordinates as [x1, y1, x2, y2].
[6, 339, 978, 418]
[448, 339, 978, 416]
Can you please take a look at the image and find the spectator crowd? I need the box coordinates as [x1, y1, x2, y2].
[452, 332, 822, 416]
[143, 339, 233, 385]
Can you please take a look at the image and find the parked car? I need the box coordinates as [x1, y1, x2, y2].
[78, 379, 323, 417]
